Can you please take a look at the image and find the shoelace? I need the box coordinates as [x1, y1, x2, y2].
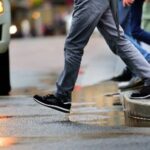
[43, 94, 71, 104]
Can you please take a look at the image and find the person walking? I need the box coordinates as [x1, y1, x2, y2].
[112, 0, 150, 89]
[34, 0, 150, 113]
[111, 0, 150, 83]
[130, 0, 150, 44]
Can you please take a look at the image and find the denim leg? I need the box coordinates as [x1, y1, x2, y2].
[118, 0, 131, 36]
[131, 0, 150, 44]
[55, 0, 109, 98]
[97, 8, 150, 79]
[125, 35, 150, 63]
[119, 0, 150, 64]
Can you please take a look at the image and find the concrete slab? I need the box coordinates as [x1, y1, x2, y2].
[123, 93, 150, 120]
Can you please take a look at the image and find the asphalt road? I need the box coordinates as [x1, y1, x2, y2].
[0, 96, 150, 150]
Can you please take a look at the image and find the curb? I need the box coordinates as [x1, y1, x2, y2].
[123, 93, 150, 120]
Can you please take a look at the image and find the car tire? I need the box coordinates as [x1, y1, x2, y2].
[0, 48, 11, 95]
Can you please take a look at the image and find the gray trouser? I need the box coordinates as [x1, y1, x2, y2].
[56, 0, 150, 98]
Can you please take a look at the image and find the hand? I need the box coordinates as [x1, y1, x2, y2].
[123, 0, 135, 7]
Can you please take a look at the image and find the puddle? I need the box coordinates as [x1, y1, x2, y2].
[70, 81, 124, 126]
[8, 73, 150, 127]
[71, 81, 150, 127]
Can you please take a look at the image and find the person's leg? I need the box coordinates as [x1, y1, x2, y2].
[97, 8, 150, 89]
[34, 0, 110, 112]
[117, 35, 150, 90]
[125, 35, 150, 62]
[113, 0, 150, 85]
[131, 0, 150, 44]
[55, 0, 109, 99]
[118, 0, 131, 36]
[111, 0, 132, 82]
[120, 0, 150, 61]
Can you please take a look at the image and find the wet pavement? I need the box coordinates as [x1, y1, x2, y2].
[0, 36, 150, 149]
[71, 81, 124, 126]
[0, 89, 150, 150]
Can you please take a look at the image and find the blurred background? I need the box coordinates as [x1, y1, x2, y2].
[0, 0, 150, 96]
[0, 0, 79, 96]
[10, 0, 73, 38]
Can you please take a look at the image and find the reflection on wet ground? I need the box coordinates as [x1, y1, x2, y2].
[9, 70, 126, 127]
[0, 137, 18, 148]
[71, 81, 150, 127]
[124, 113, 150, 127]
[4, 74, 150, 127]
[0, 80, 150, 149]
[70, 81, 125, 126]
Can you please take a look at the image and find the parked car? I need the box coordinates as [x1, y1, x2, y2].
[0, 0, 11, 95]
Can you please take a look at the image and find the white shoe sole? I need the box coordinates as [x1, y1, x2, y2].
[34, 98, 70, 113]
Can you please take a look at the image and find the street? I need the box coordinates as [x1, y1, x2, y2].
[0, 36, 150, 150]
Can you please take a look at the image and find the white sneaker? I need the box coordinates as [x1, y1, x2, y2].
[118, 76, 144, 90]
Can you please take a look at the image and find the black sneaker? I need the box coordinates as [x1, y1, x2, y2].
[33, 94, 71, 113]
[111, 67, 132, 82]
[130, 85, 150, 99]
